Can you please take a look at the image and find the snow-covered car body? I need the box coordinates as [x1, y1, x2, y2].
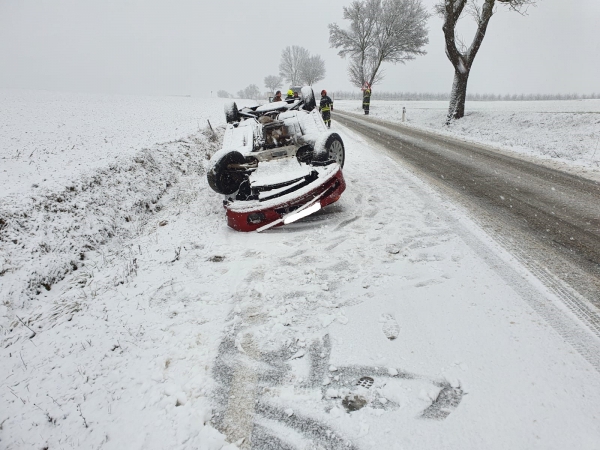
[207, 87, 346, 232]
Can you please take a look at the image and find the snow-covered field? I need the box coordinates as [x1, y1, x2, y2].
[2, 91, 600, 449]
[0, 89, 231, 199]
[335, 99, 600, 178]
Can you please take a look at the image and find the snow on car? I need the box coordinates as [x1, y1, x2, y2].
[207, 86, 346, 232]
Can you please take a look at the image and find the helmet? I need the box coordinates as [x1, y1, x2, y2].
[321, 90, 327, 96]
[287, 89, 294, 96]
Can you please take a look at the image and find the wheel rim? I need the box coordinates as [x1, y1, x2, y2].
[329, 140, 344, 165]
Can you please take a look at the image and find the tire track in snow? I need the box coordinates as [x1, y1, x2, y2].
[210, 257, 362, 448]
[208, 175, 459, 447]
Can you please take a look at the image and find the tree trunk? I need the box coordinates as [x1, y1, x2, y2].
[441, 0, 495, 124]
[447, 70, 470, 123]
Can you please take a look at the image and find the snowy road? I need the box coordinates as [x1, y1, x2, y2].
[335, 110, 600, 323]
[3, 113, 600, 449]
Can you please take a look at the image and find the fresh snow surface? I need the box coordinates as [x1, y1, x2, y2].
[0, 89, 232, 200]
[249, 159, 310, 187]
[2, 92, 600, 449]
[335, 99, 600, 178]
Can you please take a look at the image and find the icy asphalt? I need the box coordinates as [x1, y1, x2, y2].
[2, 116, 600, 449]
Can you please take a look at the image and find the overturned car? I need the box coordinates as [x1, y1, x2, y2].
[207, 86, 346, 232]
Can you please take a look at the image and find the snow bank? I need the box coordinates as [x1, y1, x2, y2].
[0, 88, 230, 324]
[0, 128, 223, 334]
[0, 123, 233, 449]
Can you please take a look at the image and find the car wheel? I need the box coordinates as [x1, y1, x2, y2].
[313, 133, 345, 168]
[224, 101, 240, 123]
[301, 86, 317, 111]
[207, 151, 246, 195]
[295, 145, 313, 164]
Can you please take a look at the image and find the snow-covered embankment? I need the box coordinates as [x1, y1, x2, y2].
[0, 128, 222, 341]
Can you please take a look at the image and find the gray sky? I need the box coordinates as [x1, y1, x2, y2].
[0, 0, 598, 96]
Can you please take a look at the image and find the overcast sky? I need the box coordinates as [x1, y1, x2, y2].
[1, 0, 598, 97]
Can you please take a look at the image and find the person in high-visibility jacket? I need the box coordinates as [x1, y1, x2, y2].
[319, 89, 333, 128]
[362, 83, 371, 115]
[285, 89, 295, 103]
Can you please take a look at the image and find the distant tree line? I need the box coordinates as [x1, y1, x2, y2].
[332, 91, 600, 101]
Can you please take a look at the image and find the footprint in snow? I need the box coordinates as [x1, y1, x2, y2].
[380, 313, 400, 340]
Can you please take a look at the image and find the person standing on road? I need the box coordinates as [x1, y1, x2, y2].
[272, 90, 282, 102]
[319, 90, 333, 129]
[362, 83, 371, 115]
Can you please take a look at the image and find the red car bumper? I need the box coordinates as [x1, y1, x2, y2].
[225, 166, 346, 232]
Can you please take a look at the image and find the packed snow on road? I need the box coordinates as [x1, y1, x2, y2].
[2, 90, 600, 449]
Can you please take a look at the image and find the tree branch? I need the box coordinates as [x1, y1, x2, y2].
[441, 0, 469, 70]
[466, 0, 495, 67]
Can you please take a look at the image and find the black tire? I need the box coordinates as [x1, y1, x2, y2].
[313, 133, 345, 168]
[207, 151, 246, 195]
[295, 145, 313, 164]
[301, 86, 316, 111]
[224, 101, 240, 123]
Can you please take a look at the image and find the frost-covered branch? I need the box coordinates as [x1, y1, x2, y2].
[330, 0, 429, 88]
[348, 54, 385, 87]
[278, 46, 325, 86]
[497, 0, 536, 14]
[279, 46, 310, 86]
[300, 55, 326, 86]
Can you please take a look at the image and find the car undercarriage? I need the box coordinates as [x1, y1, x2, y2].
[207, 86, 346, 232]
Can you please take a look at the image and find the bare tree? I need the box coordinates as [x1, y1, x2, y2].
[236, 84, 261, 100]
[300, 55, 326, 85]
[330, 0, 429, 88]
[264, 75, 283, 93]
[436, 0, 537, 122]
[329, 0, 378, 88]
[347, 54, 385, 88]
[279, 46, 310, 86]
[217, 90, 231, 98]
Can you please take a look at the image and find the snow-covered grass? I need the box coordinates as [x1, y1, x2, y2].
[1, 124, 231, 448]
[0, 89, 233, 302]
[2, 91, 600, 449]
[0, 128, 223, 310]
[0, 89, 233, 315]
[335, 99, 600, 173]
